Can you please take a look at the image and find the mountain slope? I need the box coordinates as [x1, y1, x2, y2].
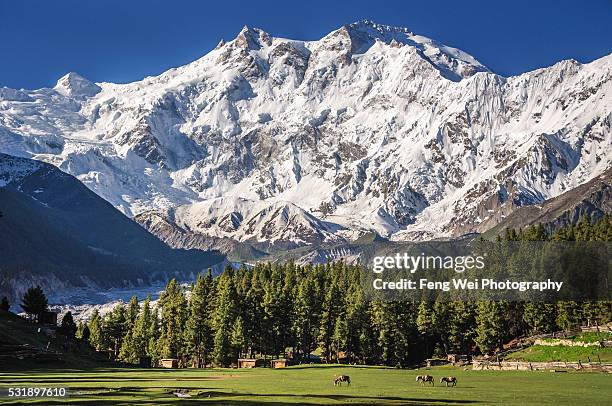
[0, 20, 610, 248]
[0, 154, 224, 302]
[482, 167, 612, 237]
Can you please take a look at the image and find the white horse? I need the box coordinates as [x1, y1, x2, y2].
[416, 375, 434, 386]
[334, 375, 351, 386]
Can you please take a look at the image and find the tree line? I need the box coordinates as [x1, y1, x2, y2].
[5, 215, 609, 366]
[70, 215, 611, 367]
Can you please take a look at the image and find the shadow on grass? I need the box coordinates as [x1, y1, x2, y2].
[1, 377, 226, 384]
[1, 388, 479, 406]
[1, 367, 182, 374]
[284, 364, 398, 370]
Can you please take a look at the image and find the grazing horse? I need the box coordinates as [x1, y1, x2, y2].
[440, 376, 457, 387]
[334, 375, 351, 386]
[416, 375, 434, 386]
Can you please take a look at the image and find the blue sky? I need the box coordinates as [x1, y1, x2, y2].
[1, 0, 610, 89]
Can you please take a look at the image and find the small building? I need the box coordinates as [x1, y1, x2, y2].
[238, 358, 265, 368]
[425, 358, 449, 367]
[270, 358, 293, 368]
[161, 358, 179, 368]
[447, 354, 471, 364]
[39, 310, 58, 325]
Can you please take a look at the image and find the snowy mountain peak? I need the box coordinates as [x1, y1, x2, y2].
[345, 19, 413, 39]
[0, 23, 610, 248]
[234, 25, 272, 50]
[320, 20, 489, 80]
[54, 72, 101, 98]
[215, 39, 226, 49]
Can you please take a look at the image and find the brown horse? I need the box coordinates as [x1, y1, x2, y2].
[416, 375, 434, 386]
[334, 375, 351, 386]
[440, 376, 457, 387]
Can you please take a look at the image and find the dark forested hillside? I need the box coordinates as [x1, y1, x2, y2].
[0, 154, 225, 302]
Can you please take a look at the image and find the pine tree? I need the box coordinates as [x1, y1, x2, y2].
[243, 268, 265, 359]
[523, 302, 556, 334]
[231, 315, 246, 359]
[21, 286, 48, 322]
[416, 301, 434, 357]
[447, 301, 476, 354]
[318, 277, 343, 363]
[88, 309, 105, 351]
[105, 304, 127, 358]
[505, 302, 528, 339]
[81, 324, 91, 341]
[185, 271, 214, 367]
[343, 278, 368, 364]
[262, 281, 282, 358]
[59, 311, 77, 338]
[125, 296, 140, 327]
[556, 301, 580, 331]
[332, 314, 348, 363]
[0, 296, 10, 312]
[212, 268, 238, 367]
[432, 301, 451, 356]
[119, 296, 140, 363]
[148, 305, 161, 365]
[157, 279, 188, 360]
[582, 301, 611, 327]
[279, 264, 298, 358]
[475, 301, 507, 355]
[292, 271, 321, 362]
[385, 301, 415, 367]
[125, 296, 154, 363]
[76, 322, 85, 339]
[370, 300, 398, 366]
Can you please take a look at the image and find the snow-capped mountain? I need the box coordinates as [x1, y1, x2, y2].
[0, 20, 610, 248]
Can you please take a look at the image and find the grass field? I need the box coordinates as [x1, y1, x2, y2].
[0, 365, 610, 405]
[505, 345, 612, 362]
[537, 332, 612, 344]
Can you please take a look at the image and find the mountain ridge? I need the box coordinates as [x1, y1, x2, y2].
[0, 21, 609, 250]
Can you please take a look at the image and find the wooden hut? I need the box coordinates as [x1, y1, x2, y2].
[447, 354, 471, 365]
[425, 358, 449, 367]
[39, 310, 58, 325]
[270, 358, 292, 368]
[161, 358, 179, 368]
[238, 358, 265, 368]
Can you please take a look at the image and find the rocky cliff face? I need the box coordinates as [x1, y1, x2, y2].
[0, 20, 610, 249]
[482, 168, 612, 237]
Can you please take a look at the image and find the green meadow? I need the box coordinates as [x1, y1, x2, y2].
[506, 345, 612, 363]
[1, 365, 610, 405]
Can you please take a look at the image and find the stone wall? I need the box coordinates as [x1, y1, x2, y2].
[533, 339, 602, 347]
[472, 359, 612, 372]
